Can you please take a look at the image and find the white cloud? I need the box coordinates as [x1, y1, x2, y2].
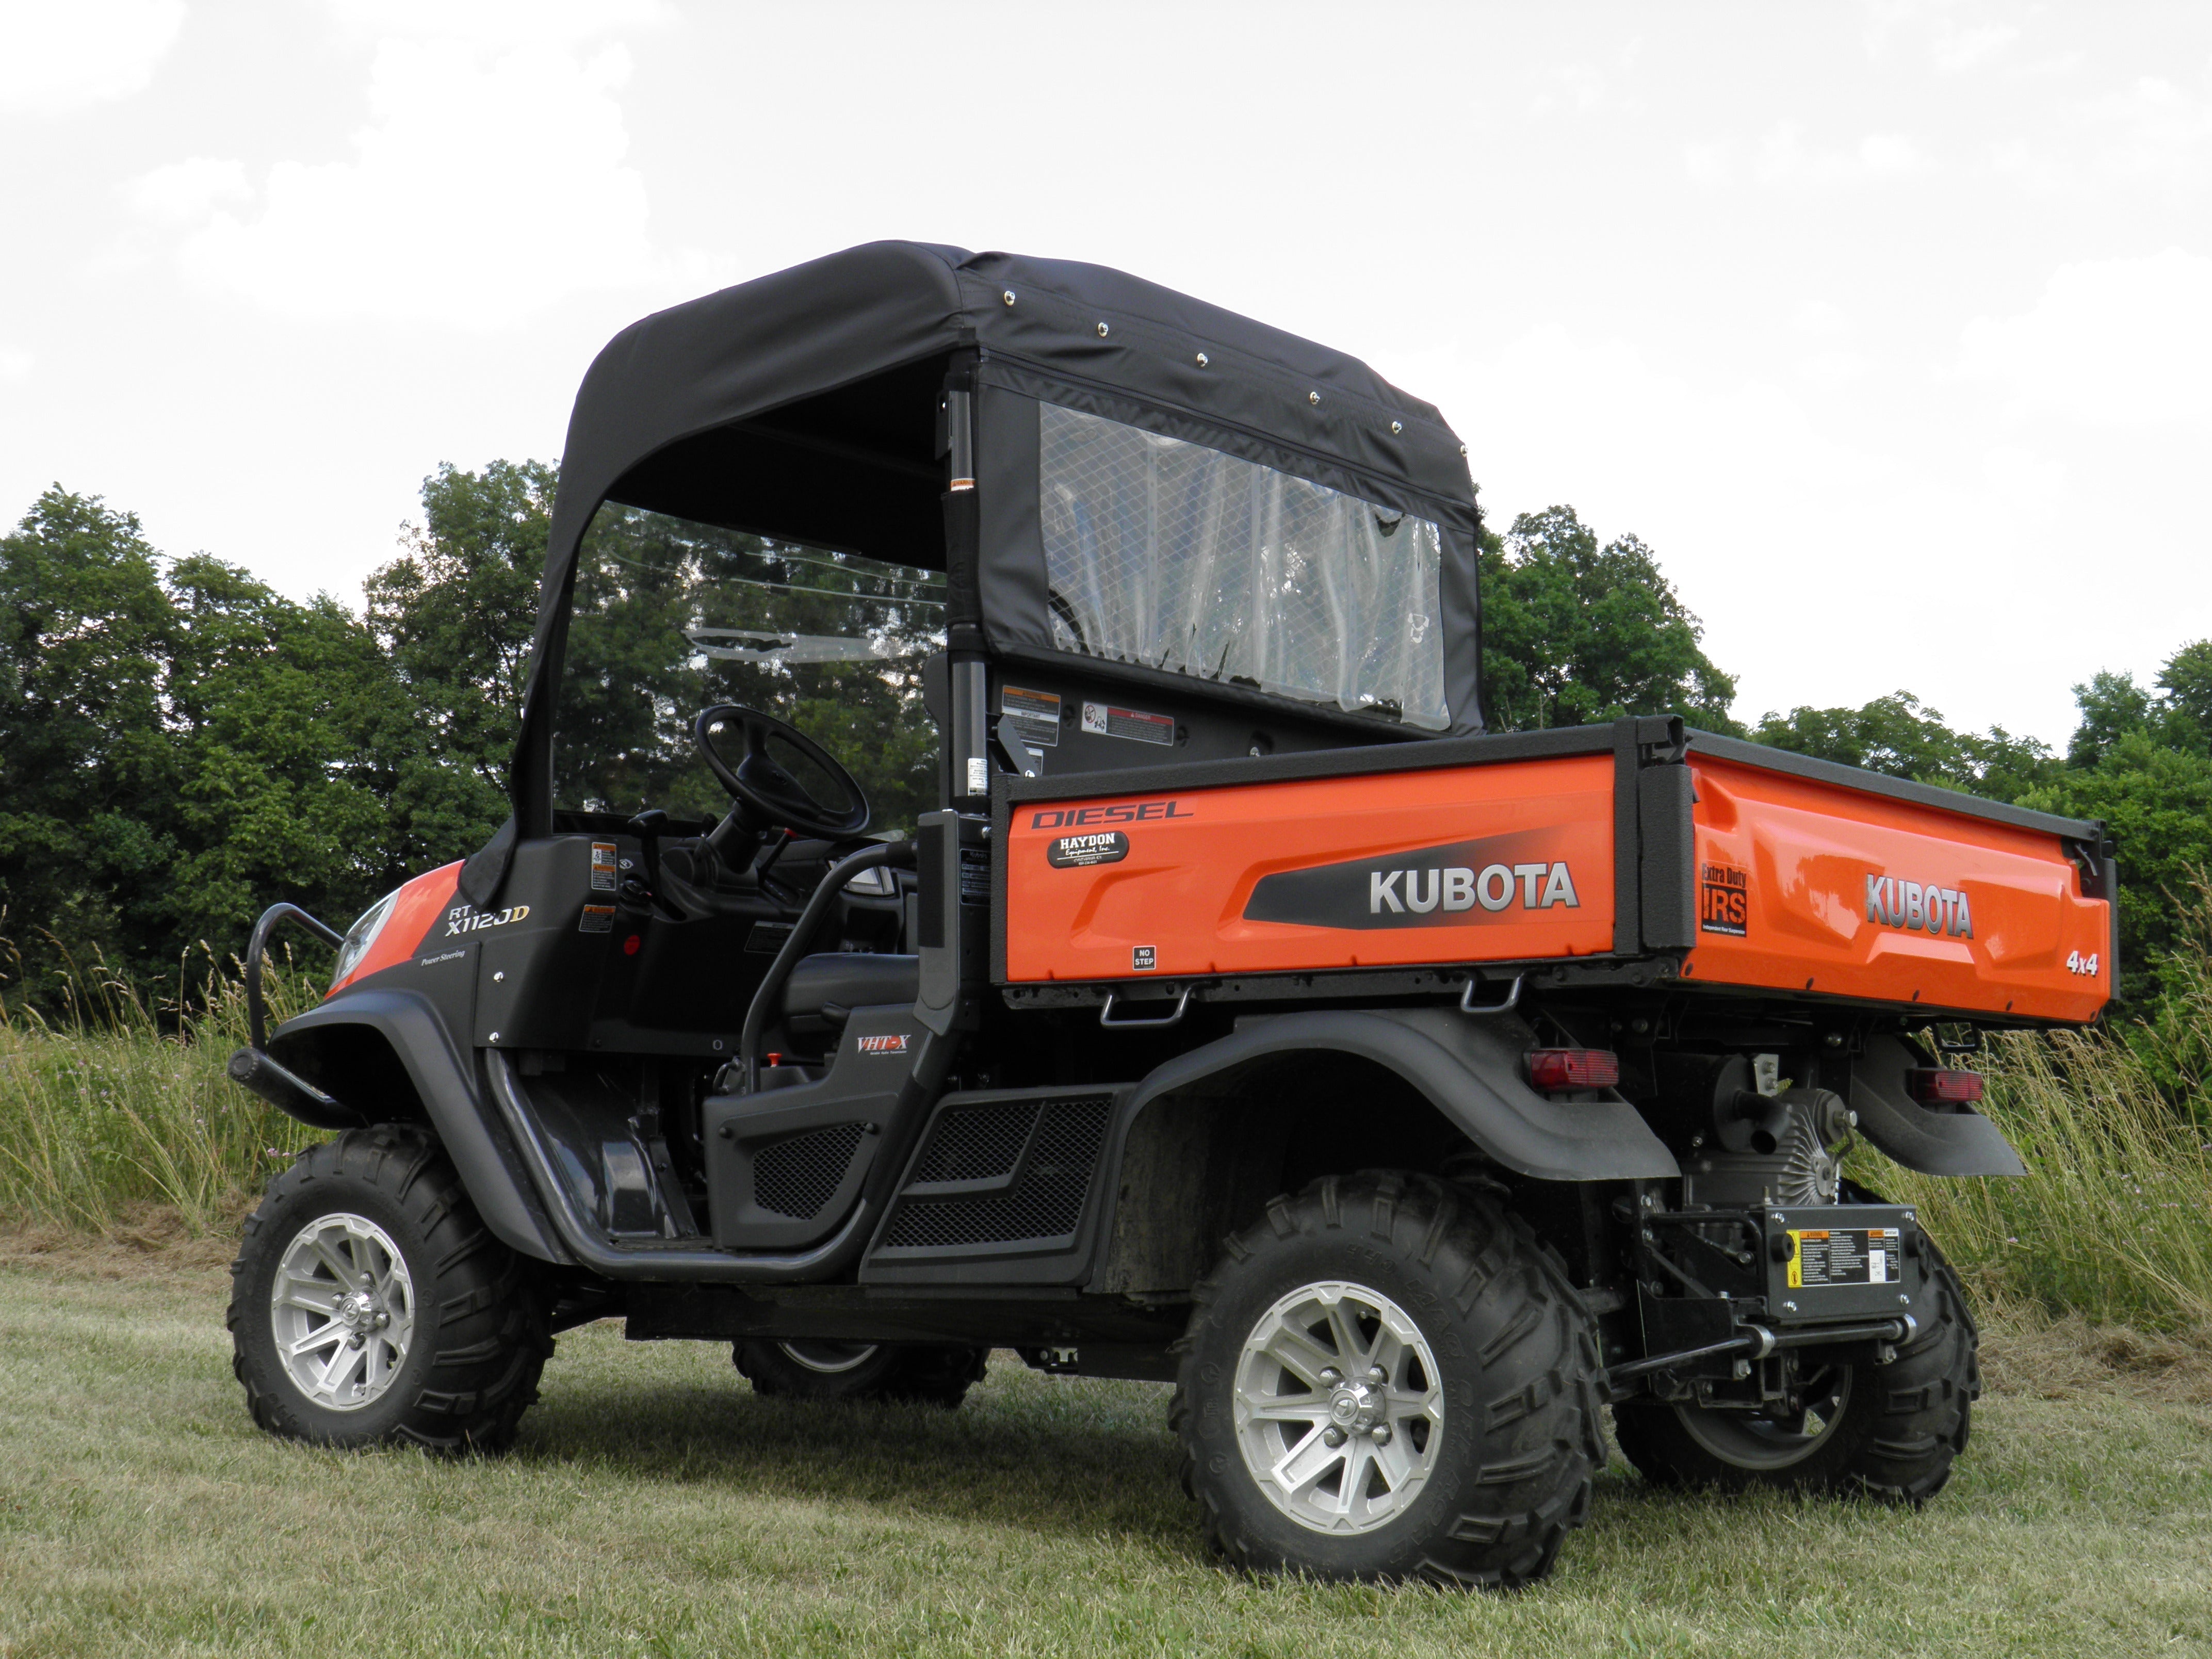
[151, 23, 675, 326]
[1754, 123, 1928, 184]
[0, 344, 30, 383]
[1683, 139, 1730, 189]
[1800, 349, 1869, 388]
[122, 156, 250, 226]
[325, 0, 665, 47]
[1927, 22, 2018, 74]
[1791, 300, 1848, 336]
[1532, 62, 1608, 115]
[1960, 250, 2212, 428]
[1858, 2, 2018, 74]
[0, 0, 185, 115]
[2080, 74, 2212, 177]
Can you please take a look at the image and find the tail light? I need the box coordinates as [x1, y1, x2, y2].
[1526, 1049, 1621, 1091]
[1906, 1068, 1984, 1105]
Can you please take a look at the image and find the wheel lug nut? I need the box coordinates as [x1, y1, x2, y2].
[1367, 1367, 1387, 1386]
[1317, 1368, 1342, 1387]
[1322, 1426, 1347, 1447]
[1369, 1424, 1392, 1445]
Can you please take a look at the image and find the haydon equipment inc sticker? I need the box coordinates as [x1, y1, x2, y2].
[1047, 831, 1129, 868]
[1243, 833, 1580, 931]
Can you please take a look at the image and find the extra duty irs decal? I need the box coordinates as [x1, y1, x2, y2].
[1243, 835, 1581, 931]
[1701, 860, 1749, 936]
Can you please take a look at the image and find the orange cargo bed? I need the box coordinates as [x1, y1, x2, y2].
[994, 720, 2115, 1026]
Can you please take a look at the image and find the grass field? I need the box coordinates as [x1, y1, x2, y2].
[2, 1234, 2207, 1659]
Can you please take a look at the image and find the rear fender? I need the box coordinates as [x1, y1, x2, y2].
[269, 989, 571, 1263]
[1088, 1007, 1679, 1292]
[1848, 1033, 2026, 1177]
[1114, 1007, 1680, 1185]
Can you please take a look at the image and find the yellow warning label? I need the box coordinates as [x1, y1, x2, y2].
[1786, 1227, 1897, 1288]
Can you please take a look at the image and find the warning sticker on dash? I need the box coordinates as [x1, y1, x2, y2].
[590, 841, 619, 892]
[1082, 701, 1174, 745]
[1001, 685, 1062, 749]
[1787, 1227, 1899, 1288]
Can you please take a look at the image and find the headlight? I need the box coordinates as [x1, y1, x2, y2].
[330, 888, 401, 991]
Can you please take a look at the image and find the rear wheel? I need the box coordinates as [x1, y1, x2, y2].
[1612, 1254, 1978, 1502]
[734, 1339, 987, 1407]
[1173, 1173, 1602, 1588]
[229, 1124, 552, 1452]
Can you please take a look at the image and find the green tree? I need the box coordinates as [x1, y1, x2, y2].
[159, 556, 399, 952]
[1478, 506, 1737, 732]
[364, 460, 550, 794]
[0, 490, 183, 998]
[0, 489, 420, 1004]
[1751, 691, 2054, 801]
[2021, 733, 2212, 1006]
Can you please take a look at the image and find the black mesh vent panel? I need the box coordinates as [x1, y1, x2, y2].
[912, 1100, 1040, 1184]
[754, 1122, 865, 1220]
[883, 1095, 1113, 1249]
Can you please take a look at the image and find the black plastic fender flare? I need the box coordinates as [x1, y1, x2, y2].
[1104, 1003, 1682, 1188]
[269, 989, 572, 1264]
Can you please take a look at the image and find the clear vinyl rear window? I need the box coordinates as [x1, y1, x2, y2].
[1038, 402, 1447, 729]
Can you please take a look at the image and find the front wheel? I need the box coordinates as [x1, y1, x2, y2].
[1611, 1254, 1979, 1502]
[228, 1125, 552, 1452]
[1173, 1173, 1602, 1588]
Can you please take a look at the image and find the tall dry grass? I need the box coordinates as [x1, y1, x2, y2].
[5, 920, 2210, 1330]
[1856, 886, 2212, 1331]
[0, 938, 319, 1234]
[1857, 1029, 2212, 1331]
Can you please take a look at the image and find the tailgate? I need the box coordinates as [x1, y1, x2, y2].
[1681, 746, 2113, 1022]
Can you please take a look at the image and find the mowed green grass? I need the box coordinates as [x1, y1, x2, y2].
[2, 1252, 2207, 1659]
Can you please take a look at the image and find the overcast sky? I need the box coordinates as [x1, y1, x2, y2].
[3, 1, 2206, 745]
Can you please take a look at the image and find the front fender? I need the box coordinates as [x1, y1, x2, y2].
[269, 989, 571, 1263]
[1123, 1007, 1680, 1183]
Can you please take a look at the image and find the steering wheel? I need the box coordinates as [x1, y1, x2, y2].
[694, 704, 871, 841]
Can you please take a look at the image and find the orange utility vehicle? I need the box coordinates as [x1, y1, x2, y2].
[224, 243, 2115, 1588]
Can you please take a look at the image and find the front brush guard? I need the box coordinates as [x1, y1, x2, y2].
[227, 902, 363, 1131]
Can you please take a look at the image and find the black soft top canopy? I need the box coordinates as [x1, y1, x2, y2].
[499, 240, 1482, 848]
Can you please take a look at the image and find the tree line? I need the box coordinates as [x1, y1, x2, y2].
[3, 468, 2205, 1014]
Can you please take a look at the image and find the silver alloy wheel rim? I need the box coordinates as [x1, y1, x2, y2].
[1233, 1280, 1445, 1535]
[1674, 1366, 1855, 1469]
[268, 1211, 416, 1412]
[777, 1340, 880, 1374]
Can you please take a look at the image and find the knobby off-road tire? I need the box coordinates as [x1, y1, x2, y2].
[1612, 1251, 1979, 1503]
[229, 1124, 554, 1453]
[734, 1340, 988, 1408]
[1172, 1172, 1603, 1588]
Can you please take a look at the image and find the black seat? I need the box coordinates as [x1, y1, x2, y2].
[782, 952, 920, 1049]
